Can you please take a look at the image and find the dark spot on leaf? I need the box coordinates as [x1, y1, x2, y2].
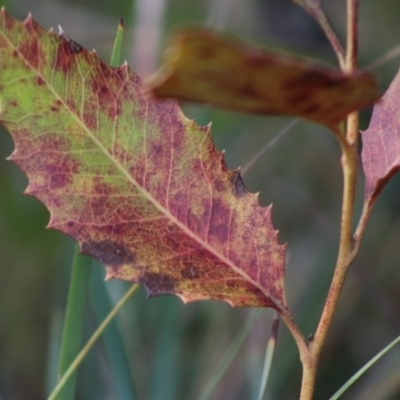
[238, 82, 259, 98]
[81, 240, 136, 266]
[302, 104, 319, 114]
[68, 222, 74, 228]
[194, 43, 217, 60]
[233, 172, 246, 198]
[139, 271, 176, 295]
[181, 263, 199, 279]
[59, 30, 82, 54]
[50, 173, 70, 189]
[300, 71, 340, 87]
[288, 93, 308, 107]
[36, 77, 45, 86]
[229, 170, 246, 198]
[245, 47, 268, 68]
[226, 280, 237, 288]
[68, 40, 82, 54]
[18, 34, 41, 69]
[209, 200, 230, 243]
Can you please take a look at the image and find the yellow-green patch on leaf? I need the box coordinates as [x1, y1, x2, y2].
[0, 10, 288, 312]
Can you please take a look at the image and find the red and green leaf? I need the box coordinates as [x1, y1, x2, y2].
[0, 10, 288, 311]
[148, 28, 379, 129]
[362, 69, 400, 208]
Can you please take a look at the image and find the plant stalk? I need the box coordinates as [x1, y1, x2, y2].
[297, 1, 360, 398]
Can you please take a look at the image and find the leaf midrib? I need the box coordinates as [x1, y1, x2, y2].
[1, 24, 284, 310]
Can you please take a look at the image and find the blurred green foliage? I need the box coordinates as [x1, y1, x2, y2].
[1, 1, 400, 399]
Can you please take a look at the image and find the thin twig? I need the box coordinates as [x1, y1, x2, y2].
[241, 119, 298, 177]
[344, 0, 359, 145]
[295, 2, 345, 68]
[364, 45, 400, 71]
[312, 0, 359, 354]
[315, 12, 346, 69]
[299, 1, 361, 399]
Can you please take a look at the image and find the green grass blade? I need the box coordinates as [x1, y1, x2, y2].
[258, 313, 280, 400]
[329, 334, 400, 400]
[110, 17, 124, 67]
[150, 298, 182, 400]
[54, 20, 126, 400]
[198, 309, 261, 400]
[57, 245, 92, 400]
[89, 265, 138, 399]
[48, 283, 139, 400]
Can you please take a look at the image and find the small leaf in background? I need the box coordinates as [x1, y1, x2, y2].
[148, 29, 380, 129]
[0, 11, 288, 312]
[362, 69, 400, 208]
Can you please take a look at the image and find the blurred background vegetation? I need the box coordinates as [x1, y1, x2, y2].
[1, 0, 400, 399]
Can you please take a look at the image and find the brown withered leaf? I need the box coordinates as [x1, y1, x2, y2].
[362, 69, 400, 208]
[148, 29, 380, 129]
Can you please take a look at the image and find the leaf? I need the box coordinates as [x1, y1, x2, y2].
[0, 10, 287, 311]
[148, 29, 380, 129]
[362, 69, 400, 208]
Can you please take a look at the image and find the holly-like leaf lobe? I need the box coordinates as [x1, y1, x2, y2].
[0, 10, 288, 311]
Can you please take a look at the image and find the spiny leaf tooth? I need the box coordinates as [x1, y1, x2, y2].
[197, 123, 211, 134]
[24, 14, 36, 29]
[57, 24, 65, 36]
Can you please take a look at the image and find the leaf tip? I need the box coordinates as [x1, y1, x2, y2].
[23, 12, 35, 29]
